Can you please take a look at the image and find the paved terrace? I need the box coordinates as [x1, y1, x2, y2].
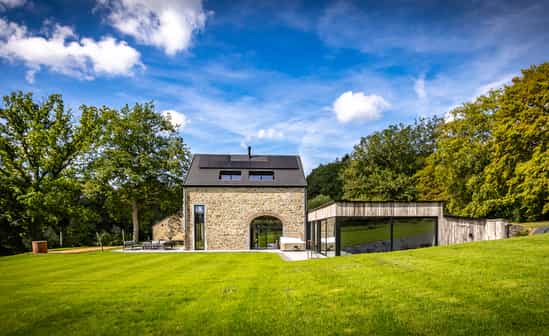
[115, 248, 325, 261]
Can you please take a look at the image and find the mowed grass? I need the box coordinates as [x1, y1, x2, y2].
[1, 236, 548, 335]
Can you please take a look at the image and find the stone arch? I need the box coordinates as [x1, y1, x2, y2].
[245, 211, 288, 227]
[249, 214, 284, 249]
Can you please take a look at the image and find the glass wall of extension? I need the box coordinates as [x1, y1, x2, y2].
[308, 217, 438, 256]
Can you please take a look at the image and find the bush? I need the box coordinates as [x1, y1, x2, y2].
[308, 194, 332, 210]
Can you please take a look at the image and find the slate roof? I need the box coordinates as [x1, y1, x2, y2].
[184, 154, 307, 187]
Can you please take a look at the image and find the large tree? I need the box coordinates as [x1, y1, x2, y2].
[342, 117, 441, 201]
[0, 92, 102, 243]
[416, 94, 495, 215]
[89, 102, 190, 242]
[306, 155, 349, 201]
[417, 63, 549, 221]
[480, 63, 549, 220]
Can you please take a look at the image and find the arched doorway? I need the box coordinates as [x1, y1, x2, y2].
[250, 216, 283, 249]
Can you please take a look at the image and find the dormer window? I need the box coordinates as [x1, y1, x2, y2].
[249, 171, 274, 181]
[219, 171, 241, 181]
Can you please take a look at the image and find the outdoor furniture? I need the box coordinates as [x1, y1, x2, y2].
[123, 240, 138, 249]
[280, 237, 305, 251]
[126, 240, 182, 251]
[32, 240, 48, 254]
[162, 240, 176, 249]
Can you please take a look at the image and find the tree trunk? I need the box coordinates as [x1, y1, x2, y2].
[132, 200, 139, 242]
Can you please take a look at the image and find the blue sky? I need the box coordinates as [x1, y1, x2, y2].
[1, 0, 548, 172]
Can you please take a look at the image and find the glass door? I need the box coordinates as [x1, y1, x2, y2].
[250, 216, 283, 249]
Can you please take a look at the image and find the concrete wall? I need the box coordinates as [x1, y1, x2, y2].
[152, 215, 185, 241]
[184, 187, 306, 250]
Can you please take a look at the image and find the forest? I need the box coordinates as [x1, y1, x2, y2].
[1, 63, 547, 254]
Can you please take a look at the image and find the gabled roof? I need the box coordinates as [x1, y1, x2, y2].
[184, 154, 307, 187]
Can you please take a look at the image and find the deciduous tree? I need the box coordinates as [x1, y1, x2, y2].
[0, 92, 102, 242]
[89, 102, 190, 242]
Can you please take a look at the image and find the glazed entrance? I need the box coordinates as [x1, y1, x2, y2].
[250, 216, 283, 249]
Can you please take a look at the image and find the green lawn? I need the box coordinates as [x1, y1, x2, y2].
[1, 235, 548, 335]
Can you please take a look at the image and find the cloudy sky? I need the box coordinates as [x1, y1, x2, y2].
[1, 0, 548, 172]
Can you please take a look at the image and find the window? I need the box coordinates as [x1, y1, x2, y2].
[249, 171, 274, 181]
[194, 205, 205, 250]
[336, 217, 437, 256]
[219, 170, 241, 181]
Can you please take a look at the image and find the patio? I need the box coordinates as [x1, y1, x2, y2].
[116, 244, 325, 261]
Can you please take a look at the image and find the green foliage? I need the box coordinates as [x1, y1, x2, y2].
[417, 63, 549, 221]
[87, 102, 191, 241]
[306, 156, 348, 200]
[0, 93, 191, 253]
[481, 64, 549, 220]
[416, 94, 496, 215]
[342, 117, 441, 201]
[307, 194, 332, 210]
[0, 92, 103, 245]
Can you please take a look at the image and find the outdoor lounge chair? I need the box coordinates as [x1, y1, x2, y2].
[151, 240, 161, 249]
[161, 240, 175, 249]
[123, 240, 137, 249]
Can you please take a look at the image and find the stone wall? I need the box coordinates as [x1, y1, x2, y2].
[507, 224, 528, 237]
[152, 215, 185, 241]
[184, 187, 305, 250]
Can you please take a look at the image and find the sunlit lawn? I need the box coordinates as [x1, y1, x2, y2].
[1, 235, 548, 335]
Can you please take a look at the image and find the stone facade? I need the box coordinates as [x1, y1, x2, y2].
[152, 215, 185, 241]
[184, 187, 306, 250]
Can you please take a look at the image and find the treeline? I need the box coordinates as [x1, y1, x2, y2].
[308, 63, 549, 222]
[0, 92, 190, 255]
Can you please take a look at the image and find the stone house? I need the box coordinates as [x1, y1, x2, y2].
[152, 215, 185, 241]
[179, 149, 307, 251]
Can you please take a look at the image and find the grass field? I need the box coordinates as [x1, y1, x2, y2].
[1, 235, 548, 335]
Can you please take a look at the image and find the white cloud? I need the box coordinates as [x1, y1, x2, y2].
[256, 128, 283, 139]
[97, 0, 208, 55]
[161, 109, 187, 129]
[240, 127, 284, 149]
[332, 91, 390, 123]
[0, 19, 143, 83]
[414, 76, 427, 99]
[0, 0, 25, 10]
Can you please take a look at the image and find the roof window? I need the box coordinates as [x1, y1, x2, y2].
[219, 171, 241, 181]
[249, 171, 274, 181]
